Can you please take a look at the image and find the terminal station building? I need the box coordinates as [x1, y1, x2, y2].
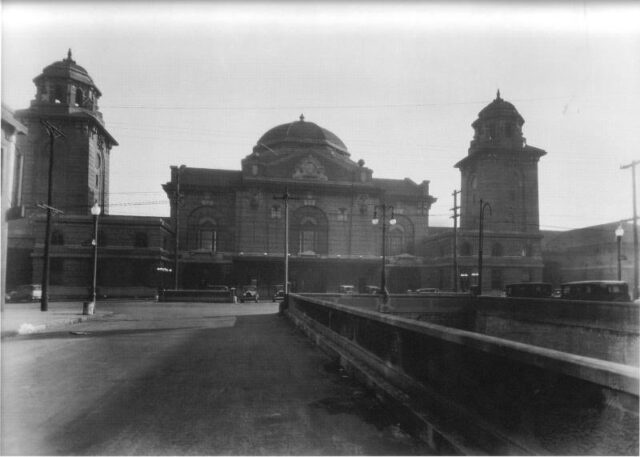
[163, 115, 436, 294]
[4, 52, 635, 299]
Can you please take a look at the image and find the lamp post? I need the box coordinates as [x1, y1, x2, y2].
[372, 204, 396, 305]
[85, 201, 100, 315]
[616, 224, 624, 281]
[477, 199, 492, 296]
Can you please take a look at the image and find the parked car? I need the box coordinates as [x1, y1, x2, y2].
[5, 284, 42, 302]
[339, 284, 355, 294]
[415, 288, 439, 294]
[272, 286, 285, 302]
[560, 280, 631, 302]
[240, 285, 259, 303]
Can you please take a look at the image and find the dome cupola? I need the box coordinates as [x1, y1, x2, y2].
[469, 90, 525, 150]
[255, 114, 349, 157]
[31, 49, 101, 112]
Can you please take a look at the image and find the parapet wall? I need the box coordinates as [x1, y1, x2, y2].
[287, 293, 639, 455]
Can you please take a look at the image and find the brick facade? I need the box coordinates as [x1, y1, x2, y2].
[164, 117, 436, 295]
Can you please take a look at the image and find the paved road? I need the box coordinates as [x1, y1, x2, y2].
[1, 301, 433, 455]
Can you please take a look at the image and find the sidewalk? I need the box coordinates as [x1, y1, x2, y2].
[1, 301, 111, 338]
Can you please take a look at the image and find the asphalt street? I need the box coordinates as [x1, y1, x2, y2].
[1, 301, 433, 455]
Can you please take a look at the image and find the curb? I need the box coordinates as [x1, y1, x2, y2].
[1, 312, 113, 338]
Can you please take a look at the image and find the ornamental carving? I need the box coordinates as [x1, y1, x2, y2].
[292, 155, 328, 181]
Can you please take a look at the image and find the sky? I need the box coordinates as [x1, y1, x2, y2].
[2, 1, 640, 231]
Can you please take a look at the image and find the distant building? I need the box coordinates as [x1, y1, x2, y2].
[542, 221, 637, 290]
[163, 115, 437, 295]
[6, 51, 173, 298]
[421, 92, 547, 293]
[2, 104, 28, 304]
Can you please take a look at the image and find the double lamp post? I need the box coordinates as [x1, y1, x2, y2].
[372, 204, 396, 305]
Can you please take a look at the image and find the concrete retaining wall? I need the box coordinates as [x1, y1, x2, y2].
[287, 293, 639, 455]
[158, 289, 234, 303]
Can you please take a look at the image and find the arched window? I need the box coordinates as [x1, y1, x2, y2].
[198, 217, 217, 251]
[292, 206, 328, 255]
[491, 243, 503, 257]
[51, 230, 64, 245]
[187, 207, 231, 252]
[54, 85, 65, 104]
[299, 217, 317, 254]
[388, 225, 405, 256]
[75, 87, 84, 106]
[460, 242, 472, 256]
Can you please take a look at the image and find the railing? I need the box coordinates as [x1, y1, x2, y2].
[286, 293, 639, 455]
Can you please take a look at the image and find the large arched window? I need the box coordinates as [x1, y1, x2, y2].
[388, 225, 405, 256]
[198, 217, 217, 251]
[187, 207, 230, 252]
[390, 215, 414, 255]
[292, 206, 328, 255]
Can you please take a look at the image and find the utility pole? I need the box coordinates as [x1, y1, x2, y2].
[173, 165, 185, 290]
[478, 199, 492, 296]
[274, 187, 301, 304]
[621, 160, 640, 299]
[39, 120, 64, 312]
[451, 190, 461, 292]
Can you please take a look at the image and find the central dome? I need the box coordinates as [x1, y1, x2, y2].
[257, 115, 349, 156]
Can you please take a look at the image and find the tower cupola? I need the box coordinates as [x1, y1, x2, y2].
[469, 90, 525, 152]
[31, 49, 102, 116]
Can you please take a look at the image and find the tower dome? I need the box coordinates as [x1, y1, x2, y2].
[469, 91, 525, 149]
[473, 90, 524, 126]
[256, 114, 349, 156]
[34, 49, 100, 95]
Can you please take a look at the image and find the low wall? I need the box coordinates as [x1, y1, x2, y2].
[332, 293, 639, 366]
[287, 293, 639, 455]
[47, 285, 157, 300]
[158, 289, 234, 303]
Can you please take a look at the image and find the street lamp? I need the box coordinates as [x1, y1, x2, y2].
[616, 224, 624, 281]
[84, 201, 100, 315]
[477, 199, 492, 296]
[372, 204, 396, 305]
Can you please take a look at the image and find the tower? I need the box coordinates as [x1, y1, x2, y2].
[457, 90, 546, 232]
[14, 50, 118, 216]
[454, 91, 547, 290]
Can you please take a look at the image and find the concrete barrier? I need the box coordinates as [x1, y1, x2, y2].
[287, 293, 639, 455]
[157, 289, 234, 303]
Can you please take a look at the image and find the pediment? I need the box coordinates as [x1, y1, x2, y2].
[243, 149, 372, 183]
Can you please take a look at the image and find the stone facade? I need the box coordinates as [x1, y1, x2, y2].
[163, 116, 437, 295]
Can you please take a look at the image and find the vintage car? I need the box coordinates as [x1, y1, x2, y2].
[239, 285, 259, 303]
[272, 287, 285, 302]
[338, 284, 355, 294]
[5, 284, 42, 302]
